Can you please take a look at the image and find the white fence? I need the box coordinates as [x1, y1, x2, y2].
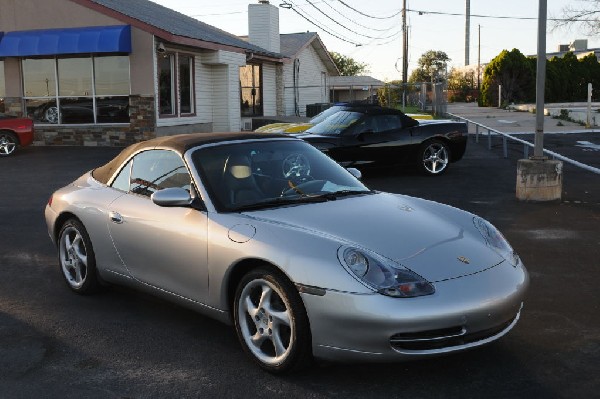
[448, 113, 600, 176]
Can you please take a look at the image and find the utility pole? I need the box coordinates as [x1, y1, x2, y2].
[402, 0, 407, 84]
[533, 0, 547, 159]
[516, 0, 562, 202]
[465, 0, 470, 66]
[402, 0, 408, 110]
[477, 24, 481, 90]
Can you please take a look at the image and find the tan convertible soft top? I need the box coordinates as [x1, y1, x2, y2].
[91, 132, 286, 185]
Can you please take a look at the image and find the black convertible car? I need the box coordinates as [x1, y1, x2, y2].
[293, 107, 468, 175]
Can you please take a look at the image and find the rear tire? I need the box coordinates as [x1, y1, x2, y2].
[418, 139, 450, 176]
[58, 219, 100, 294]
[233, 266, 312, 373]
[0, 131, 18, 157]
[44, 106, 59, 124]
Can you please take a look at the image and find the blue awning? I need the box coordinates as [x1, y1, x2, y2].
[0, 25, 131, 57]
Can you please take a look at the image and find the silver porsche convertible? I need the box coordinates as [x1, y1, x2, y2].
[45, 133, 528, 373]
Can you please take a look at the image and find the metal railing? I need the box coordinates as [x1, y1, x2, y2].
[447, 112, 600, 175]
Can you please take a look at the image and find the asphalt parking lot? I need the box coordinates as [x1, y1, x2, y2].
[1, 131, 599, 397]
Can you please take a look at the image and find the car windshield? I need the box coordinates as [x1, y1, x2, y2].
[191, 139, 371, 212]
[308, 105, 345, 125]
[306, 111, 363, 135]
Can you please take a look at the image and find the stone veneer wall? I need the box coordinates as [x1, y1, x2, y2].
[276, 64, 285, 116]
[33, 95, 156, 146]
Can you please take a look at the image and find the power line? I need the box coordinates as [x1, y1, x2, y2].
[320, 0, 397, 32]
[408, 8, 597, 22]
[287, 2, 363, 46]
[303, 0, 400, 40]
[336, 0, 402, 20]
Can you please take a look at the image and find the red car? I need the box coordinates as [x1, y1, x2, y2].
[0, 114, 34, 156]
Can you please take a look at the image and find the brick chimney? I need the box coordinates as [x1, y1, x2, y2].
[248, 0, 280, 53]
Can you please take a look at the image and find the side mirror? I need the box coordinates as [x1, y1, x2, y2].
[346, 167, 362, 180]
[151, 187, 193, 207]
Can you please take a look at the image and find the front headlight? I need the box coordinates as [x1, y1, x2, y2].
[473, 217, 520, 267]
[338, 246, 435, 298]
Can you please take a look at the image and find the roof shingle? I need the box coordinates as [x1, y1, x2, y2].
[88, 0, 282, 57]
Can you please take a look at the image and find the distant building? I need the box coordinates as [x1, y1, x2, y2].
[537, 39, 600, 61]
[329, 76, 385, 103]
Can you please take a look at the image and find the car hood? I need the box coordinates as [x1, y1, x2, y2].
[244, 192, 504, 282]
[256, 123, 313, 133]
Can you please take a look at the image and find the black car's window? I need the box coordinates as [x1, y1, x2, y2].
[308, 105, 344, 125]
[375, 115, 404, 132]
[128, 150, 191, 198]
[306, 111, 362, 135]
[349, 114, 404, 135]
[352, 116, 377, 134]
[111, 158, 132, 192]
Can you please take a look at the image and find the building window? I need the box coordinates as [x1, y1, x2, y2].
[22, 56, 130, 125]
[158, 53, 195, 118]
[179, 55, 194, 115]
[240, 64, 262, 117]
[158, 54, 175, 116]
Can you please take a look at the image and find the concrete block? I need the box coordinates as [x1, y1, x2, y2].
[516, 159, 563, 201]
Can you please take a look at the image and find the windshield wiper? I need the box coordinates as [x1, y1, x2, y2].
[318, 190, 376, 200]
[231, 195, 329, 212]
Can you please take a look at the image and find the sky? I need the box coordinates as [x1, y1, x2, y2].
[149, 0, 599, 81]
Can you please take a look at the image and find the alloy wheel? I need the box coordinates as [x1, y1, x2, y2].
[59, 226, 89, 289]
[237, 278, 294, 366]
[0, 133, 17, 156]
[422, 142, 449, 175]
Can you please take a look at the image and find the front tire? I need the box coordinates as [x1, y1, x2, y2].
[233, 266, 312, 373]
[0, 131, 18, 157]
[58, 219, 100, 294]
[418, 139, 450, 176]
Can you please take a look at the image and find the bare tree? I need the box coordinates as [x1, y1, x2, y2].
[553, 0, 600, 34]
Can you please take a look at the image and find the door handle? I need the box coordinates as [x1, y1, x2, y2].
[109, 211, 123, 224]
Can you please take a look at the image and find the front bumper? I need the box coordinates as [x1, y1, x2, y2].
[302, 261, 528, 362]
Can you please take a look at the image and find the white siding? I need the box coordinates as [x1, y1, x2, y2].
[203, 50, 246, 67]
[248, 3, 280, 53]
[217, 52, 244, 131]
[195, 56, 213, 123]
[282, 44, 330, 116]
[262, 63, 277, 116]
[211, 65, 229, 131]
[211, 63, 243, 132]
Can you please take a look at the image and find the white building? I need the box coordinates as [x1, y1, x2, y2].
[0, 0, 338, 145]
[242, 1, 338, 128]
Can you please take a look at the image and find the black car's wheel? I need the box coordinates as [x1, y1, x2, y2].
[234, 266, 312, 373]
[44, 106, 59, 124]
[58, 219, 100, 294]
[0, 131, 18, 157]
[418, 140, 450, 176]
